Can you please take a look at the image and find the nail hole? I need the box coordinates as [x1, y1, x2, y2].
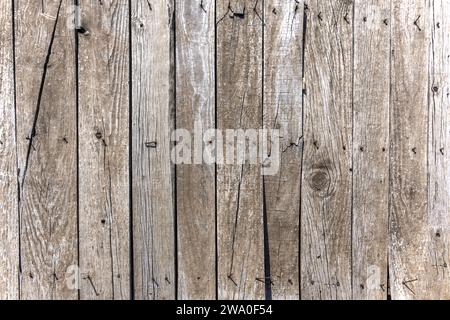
[145, 141, 157, 148]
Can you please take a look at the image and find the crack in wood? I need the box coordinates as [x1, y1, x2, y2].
[21, 0, 63, 189]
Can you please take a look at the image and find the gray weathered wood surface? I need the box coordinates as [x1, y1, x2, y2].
[427, 0, 450, 300]
[301, 0, 353, 300]
[389, 0, 441, 300]
[15, 0, 77, 299]
[78, 0, 130, 300]
[175, 0, 216, 300]
[352, 0, 390, 300]
[131, 0, 175, 300]
[0, 0, 19, 300]
[216, 0, 265, 300]
[263, 0, 303, 300]
[0, 0, 449, 300]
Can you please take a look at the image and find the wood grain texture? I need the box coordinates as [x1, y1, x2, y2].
[352, 0, 390, 300]
[301, 0, 353, 300]
[15, 0, 77, 299]
[78, 0, 130, 300]
[263, 0, 303, 300]
[427, 0, 450, 300]
[131, 0, 175, 300]
[2, 0, 450, 301]
[175, 0, 216, 300]
[0, 0, 19, 300]
[216, 0, 265, 300]
[389, 0, 444, 300]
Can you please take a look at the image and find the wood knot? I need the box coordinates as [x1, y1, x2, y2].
[309, 170, 330, 192]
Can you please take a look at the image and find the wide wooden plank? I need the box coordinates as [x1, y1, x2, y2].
[175, 0, 216, 300]
[216, 0, 265, 300]
[389, 0, 447, 300]
[131, 0, 175, 300]
[78, 0, 130, 300]
[427, 0, 450, 300]
[352, 0, 390, 300]
[301, 0, 353, 300]
[15, 0, 77, 299]
[263, 0, 303, 300]
[0, 0, 19, 300]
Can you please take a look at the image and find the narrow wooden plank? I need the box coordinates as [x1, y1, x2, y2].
[263, 0, 303, 300]
[427, 0, 450, 300]
[175, 0, 216, 300]
[0, 0, 19, 300]
[216, 0, 265, 300]
[131, 0, 175, 300]
[15, 0, 77, 299]
[301, 0, 353, 300]
[352, 0, 390, 300]
[389, 0, 445, 300]
[78, 0, 130, 300]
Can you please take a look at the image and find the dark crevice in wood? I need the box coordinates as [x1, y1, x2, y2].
[228, 165, 244, 282]
[253, 0, 264, 24]
[75, 0, 81, 301]
[291, 0, 300, 31]
[216, 2, 232, 26]
[386, 264, 391, 300]
[350, 0, 355, 300]
[12, 0, 22, 298]
[262, 180, 273, 300]
[214, 0, 219, 301]
[170, 1, 177, 300]
[387, 0, 392, 301]
[128, 0, 134, 301]
[21, 0, 63, 189]
[106, 163, 115, 300]
[299, 0, 308, 300]
[261, 0, 271, 301]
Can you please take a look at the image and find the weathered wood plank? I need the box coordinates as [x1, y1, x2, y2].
[216, 0, 265, 300]
[389, 0, 447, 300]
[352, 0, 390, 300]
[427, 0, 450, 300]
[15, 0, 77, 299]
[131, 0, 175, 300]
[301, 0, 353, 300]
[175, 0, 216, 300]
[78, 0, 130, 300]
[0, 0, 19, 300]
[263, 0, 303, 300]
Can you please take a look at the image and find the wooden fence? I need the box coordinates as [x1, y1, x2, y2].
[0, 0, 449, 300]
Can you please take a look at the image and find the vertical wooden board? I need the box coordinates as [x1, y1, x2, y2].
[301, 0, 353, 300]
[263, 0, 303, 300]
[427, 0, 450, 300]
[0, 0, 19, 300]
[131, 0, 175, 300]
[390, 0, 443, 300]
[352, 0, 390, 300]
[15, 0, 78, 299]
[78, 0, 130, 300]
[175, 0, 216, 300]
[216, 0, 265, 300]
